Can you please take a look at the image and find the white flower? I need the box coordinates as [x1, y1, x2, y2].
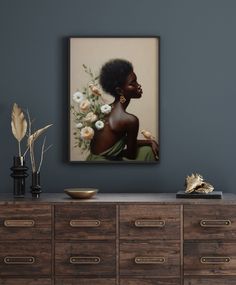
[80, 126, 94, 140]
[80, 99, 91, 112]
[72, 91, 84, 104]
[76, 122, 83, 129]
[84, 112, 97, 123]
[95, 120, 104, 130]
[100, 104, 112, 114]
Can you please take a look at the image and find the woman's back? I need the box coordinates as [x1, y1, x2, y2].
[90, 103, 138, 155]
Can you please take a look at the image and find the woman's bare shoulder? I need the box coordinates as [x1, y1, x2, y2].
[124, 112, 139, 125]
[109, 110, 139, 131]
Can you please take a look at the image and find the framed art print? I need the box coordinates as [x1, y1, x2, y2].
[69, 37, 160, 163]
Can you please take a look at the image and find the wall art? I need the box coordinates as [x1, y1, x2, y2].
[69, 37, 160, 163]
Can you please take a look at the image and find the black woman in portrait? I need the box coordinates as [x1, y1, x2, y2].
[87, 59, 159, 161]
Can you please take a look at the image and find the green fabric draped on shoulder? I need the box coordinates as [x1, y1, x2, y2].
[86, 138, 126, 161]
[86, 138, 156, 161]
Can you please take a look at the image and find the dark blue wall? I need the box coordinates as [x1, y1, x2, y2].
[0, 0, 236, 193]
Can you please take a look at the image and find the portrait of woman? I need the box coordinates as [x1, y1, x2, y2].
[69, 37, 159, 162]
[87, 59, 159, 161]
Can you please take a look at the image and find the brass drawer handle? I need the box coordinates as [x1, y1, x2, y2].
[200, 256, 231, 264]
[70, 256, 101, 264]
[4, 219, 35, 227]
[200, 220, 231, 227]
[4, 256, 35, 264]
[69, 220, 101, 227]
[135, 256, 165, 264]
[134, 220, 165, 227]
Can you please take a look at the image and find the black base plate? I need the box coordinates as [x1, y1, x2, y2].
[176, 191, 223, 199]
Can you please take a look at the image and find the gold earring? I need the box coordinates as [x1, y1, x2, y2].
[120, 95, 126, 104]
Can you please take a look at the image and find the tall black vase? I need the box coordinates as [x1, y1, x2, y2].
[31, 172, 42, 198]
[10, 156, 28, 198]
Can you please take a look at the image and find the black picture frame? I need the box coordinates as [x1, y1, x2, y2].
[69, 36, 160, 163]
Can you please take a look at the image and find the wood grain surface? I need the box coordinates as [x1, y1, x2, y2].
[55, 279, 115, 285]
[0, 205, 51, 240]
[120, 279, 180, 285]
[120, 205, 180, 240]
[120, 241, 180, 277]
[55, 205, 116, 240]
[0, 242, 51, 276]
[0, 279, 51, 285]
[0, 194, 236, 284]
[55, 242, 116, 277]
[184, 242, 236, 275]
[184, 205, 236, 240]
[184, 277, 236, 285]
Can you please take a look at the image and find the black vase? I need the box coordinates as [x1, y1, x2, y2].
[31, 172, 42, 198]
[10, 156, 28, 198]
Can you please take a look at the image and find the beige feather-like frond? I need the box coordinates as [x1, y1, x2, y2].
[11, 103, 27, 142]
[28, 124, 53, 147]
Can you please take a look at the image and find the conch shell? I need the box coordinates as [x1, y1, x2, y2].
[185, 173, 214, 194]
[194, 182, 214, 194]
[185, 173, 203, 193]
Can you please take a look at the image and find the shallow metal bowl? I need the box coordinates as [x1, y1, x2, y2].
[64, 188, 98, 199]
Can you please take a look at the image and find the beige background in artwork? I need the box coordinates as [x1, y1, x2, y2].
[70, 37, 159, 161]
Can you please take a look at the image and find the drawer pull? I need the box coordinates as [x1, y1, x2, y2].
[200, 256, 231, 264]
[70, 256, 101, 264]
[4, 256, 35, 264]
[200, 220, 231, 227]
[69, 220, 101, 227]
[4, 219, 35, 227]
[134, 220, 165, 227]
[135, 256, 165, 264]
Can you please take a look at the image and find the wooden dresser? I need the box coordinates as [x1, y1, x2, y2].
[0, 193, 236, 285]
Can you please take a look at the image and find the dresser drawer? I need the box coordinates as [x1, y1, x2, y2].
[184, 205, 236, 240]
[120, 205, 180, 240]
[0, 205, 51, 240]
[120, 278, 180, 285]
[55, 205, 116, 240]
[184, 242, 236, 275]
[0, 242, 51, 276]
[55, 279, 115, 285]
[0, 279, 51, 285]
[184, 277, 236, 285]
[55, 242, 116, 277]
[120, 241, 180, 277]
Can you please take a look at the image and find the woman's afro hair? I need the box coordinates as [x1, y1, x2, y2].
[99, 59, 133, 97]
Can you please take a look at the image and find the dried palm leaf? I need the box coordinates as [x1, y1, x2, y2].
[28, 124, 53, 147]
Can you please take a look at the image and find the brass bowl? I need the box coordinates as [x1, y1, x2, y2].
[64, 188, 98, 199]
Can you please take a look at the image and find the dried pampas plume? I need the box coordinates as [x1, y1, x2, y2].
[11, 103, 27, 157]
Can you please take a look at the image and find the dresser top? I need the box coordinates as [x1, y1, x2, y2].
[0, 192, 236, 205]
